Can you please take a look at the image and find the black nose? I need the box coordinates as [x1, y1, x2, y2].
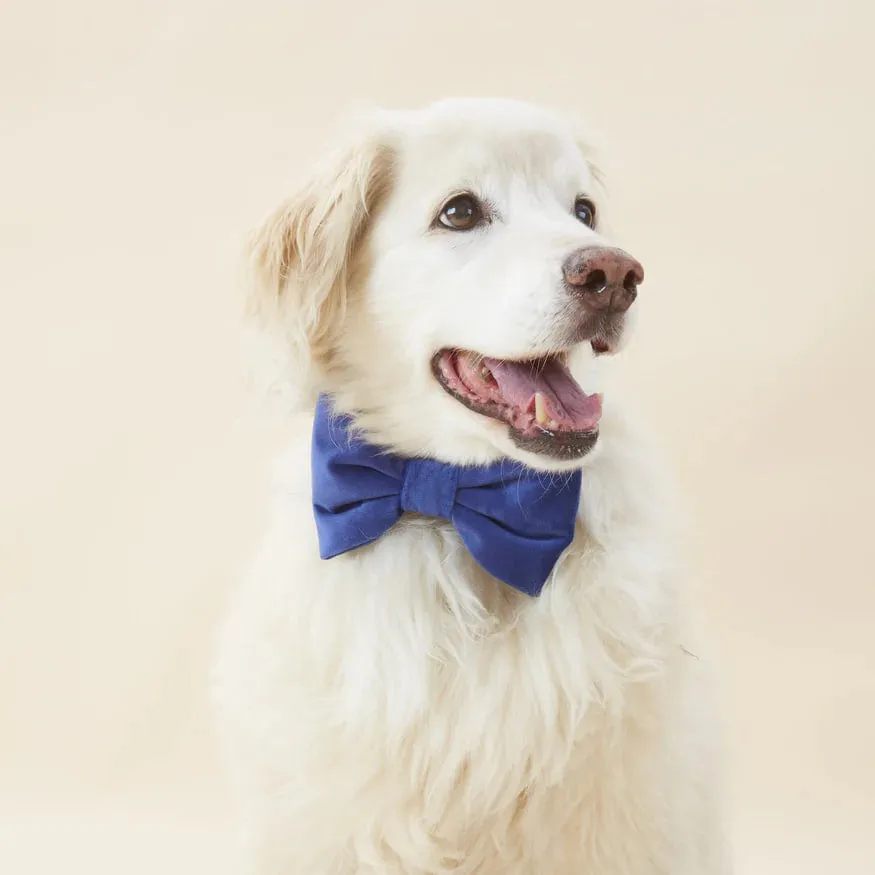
[563, 246, 644, 313]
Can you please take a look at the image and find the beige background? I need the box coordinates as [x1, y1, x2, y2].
[1, 1, 873, 872]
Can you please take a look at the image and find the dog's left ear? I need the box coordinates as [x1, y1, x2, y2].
[245, 119, 394, 404]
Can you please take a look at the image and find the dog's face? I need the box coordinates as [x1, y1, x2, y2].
[249, 99, 643, 472]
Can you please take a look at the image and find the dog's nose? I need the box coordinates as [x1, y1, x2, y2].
[563, 247, 644, 312]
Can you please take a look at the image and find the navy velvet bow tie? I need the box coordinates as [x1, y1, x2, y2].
[311, 395, 582, 597]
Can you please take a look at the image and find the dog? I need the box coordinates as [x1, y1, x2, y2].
[213, 98, 729, 875]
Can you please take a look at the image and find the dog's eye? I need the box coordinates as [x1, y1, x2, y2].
[574, 198, 597, 229]
[438, 194, 483, 231]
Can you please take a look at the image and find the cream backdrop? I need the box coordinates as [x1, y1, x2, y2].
[1, 1, 873, 872]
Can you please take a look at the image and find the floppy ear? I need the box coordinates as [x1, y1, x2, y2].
[245, 124, 393, 405]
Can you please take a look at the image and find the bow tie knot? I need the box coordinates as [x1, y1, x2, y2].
[400, 459, 459, 520]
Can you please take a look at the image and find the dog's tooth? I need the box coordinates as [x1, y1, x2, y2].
[534, 392, 548, 425]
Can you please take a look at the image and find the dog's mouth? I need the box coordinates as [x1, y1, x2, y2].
[432, 349, 602, 459]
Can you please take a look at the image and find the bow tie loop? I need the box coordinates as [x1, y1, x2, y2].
[400, 459, 459, 520]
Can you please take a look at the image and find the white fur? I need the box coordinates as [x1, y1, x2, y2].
[214, 99, 730, 875]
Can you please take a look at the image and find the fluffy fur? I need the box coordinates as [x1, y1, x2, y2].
[213, 98, 730, 875]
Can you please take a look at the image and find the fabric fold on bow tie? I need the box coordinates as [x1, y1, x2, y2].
[311, 395, 582, 597]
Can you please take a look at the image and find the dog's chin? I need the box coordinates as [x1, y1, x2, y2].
[431, 346, 607, 468]
[506, 427, 599, 466]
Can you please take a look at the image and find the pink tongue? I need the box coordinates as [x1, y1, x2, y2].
[484, 357, 602, 432]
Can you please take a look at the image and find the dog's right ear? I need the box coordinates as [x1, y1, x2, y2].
[245, 121, 393, 405]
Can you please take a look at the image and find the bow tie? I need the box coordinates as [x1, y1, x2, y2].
[311, 395, 582, 597]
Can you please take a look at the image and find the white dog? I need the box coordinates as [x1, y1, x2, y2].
[214, 98, 729, 875]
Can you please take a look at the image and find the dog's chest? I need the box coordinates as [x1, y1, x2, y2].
[351, 524, 676, 871]
[347, 513, 670, 772]
[232, 436, 688, 873]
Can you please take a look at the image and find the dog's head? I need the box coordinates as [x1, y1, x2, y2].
[249, 98, 643, 472]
